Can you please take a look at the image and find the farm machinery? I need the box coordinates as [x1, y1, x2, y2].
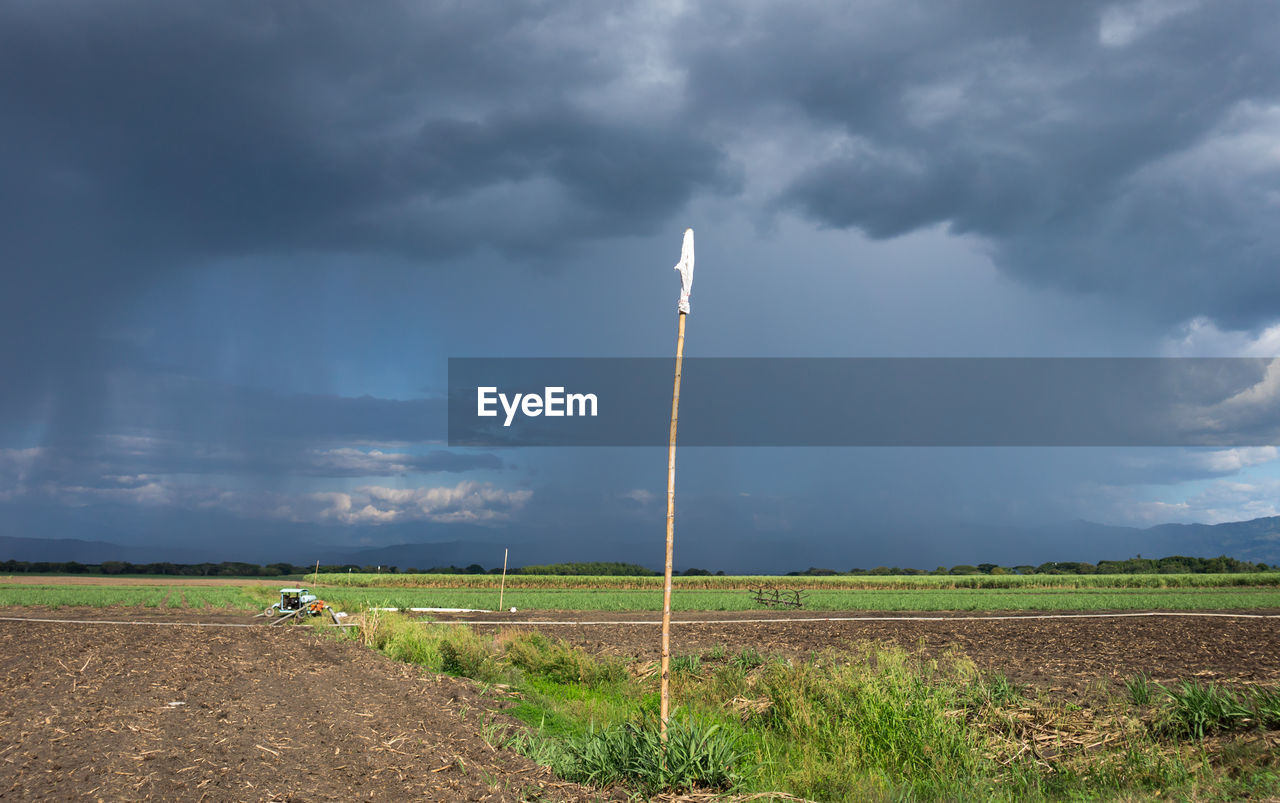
[257, 587, 340, 625]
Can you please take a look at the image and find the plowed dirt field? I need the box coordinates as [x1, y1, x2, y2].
[0, 611, 598, 802]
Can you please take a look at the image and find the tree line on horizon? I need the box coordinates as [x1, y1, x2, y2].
[789, 555, 1270, 576]
[0, 555, 1272, 577]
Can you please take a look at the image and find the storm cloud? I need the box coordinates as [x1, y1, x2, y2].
[4, 0, 1280, 565]
[680, 0, 1280, 326]
[0, 0, 738, 422]
[1, 2, 737, 267]
[6, 1, 1279, 340]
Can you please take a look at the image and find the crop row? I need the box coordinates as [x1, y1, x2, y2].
[0, 584, 268, 610]
[313, 571, 1280, 591]
[2, 583, 1277, 612]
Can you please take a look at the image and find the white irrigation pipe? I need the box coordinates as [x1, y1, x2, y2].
[368, 607, 492, 613]
[410, 611, 1280, 625]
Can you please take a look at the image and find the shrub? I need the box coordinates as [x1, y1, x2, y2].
[502, 632, 627, 688]
[439, 634, 500, 681]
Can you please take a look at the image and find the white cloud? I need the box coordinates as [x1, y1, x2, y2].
[309, 448, 415, 475]
[1099, 0, 1197, 47]
[0, 469, 531, 527]
[1096, 476, 1280, 526]
[1199, 446, 1279, 472]
[1118, 447, 1280, 475]
[295, 481, 532, 524]
[1164, 316, 1280, 357]
[343, 481, 532, 524]
[1159, 479, 1280, 524]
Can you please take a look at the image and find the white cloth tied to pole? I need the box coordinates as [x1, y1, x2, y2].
[674, 228, 695, 314]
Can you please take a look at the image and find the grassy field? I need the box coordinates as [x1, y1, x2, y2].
[0, 584, 271, 610]
[2, 581, 1279, 612]
[316, 570, 1280, 590]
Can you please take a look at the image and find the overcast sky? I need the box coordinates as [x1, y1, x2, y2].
[3, 0, 1280, 567]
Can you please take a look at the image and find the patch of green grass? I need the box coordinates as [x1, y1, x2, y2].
[512, 716, 747, 795]
[1019, 741, 1201, 799]
[964, 671, 1022, 709]
[740, 647, 985, 799]
[1159, 680, 1255, 739]
[731, 647, 765, 671]
[671, 654, 702, 676]
[1153, 680, 1280, 740]
[1125, 672, 1154, 706]
[1251, 686, 1280, 729]
[502, 632, 628, 687]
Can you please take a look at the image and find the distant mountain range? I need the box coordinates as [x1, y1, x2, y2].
[0, 534, 211, 565]
[2, 512, 1279, 573]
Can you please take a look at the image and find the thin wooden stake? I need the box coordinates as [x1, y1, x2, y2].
[499, 548, 509, 611]
[660, 310, 687, 740]
[313, 560, 320, 587]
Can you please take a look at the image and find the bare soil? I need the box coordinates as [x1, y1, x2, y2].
[0, 610, 600, 802]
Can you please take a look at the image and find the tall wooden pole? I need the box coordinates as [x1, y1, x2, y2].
[660, 310, 687, 740]
[498, 548, 509, 611]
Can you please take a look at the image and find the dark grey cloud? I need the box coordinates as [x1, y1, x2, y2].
[0, 0, 738, 420]
[7, 0, 1275, 367]
[679, 0, 1280, 327]
[0, 1, 736, 265]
